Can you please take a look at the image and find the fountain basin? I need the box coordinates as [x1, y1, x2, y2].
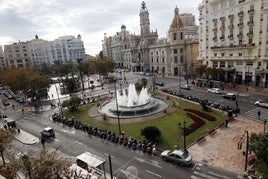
[98, 96, 168, 118]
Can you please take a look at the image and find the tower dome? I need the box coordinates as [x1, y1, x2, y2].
[121, 25, 126, 30]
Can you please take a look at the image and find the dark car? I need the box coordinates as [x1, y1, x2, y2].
[155, 82, 164, 86]
[41, 127, 55, 139]
[223, 93, 236, 100]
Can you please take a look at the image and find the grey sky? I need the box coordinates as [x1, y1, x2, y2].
[0, 0, 201, 56]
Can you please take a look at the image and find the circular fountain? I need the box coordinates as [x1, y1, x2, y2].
[98, 83, 168, 118]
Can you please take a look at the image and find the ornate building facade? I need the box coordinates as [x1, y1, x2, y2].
[198, 0, 268, 88]
[102, 2, 199, 77]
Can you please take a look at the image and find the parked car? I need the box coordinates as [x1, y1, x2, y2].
[255, 100, 268, 108]
[155, 82, 164, 86]
[207, 88, 221, 94]
[41, 127, 55, 139]
[180, 85, 191, 90]
[145, 72, 153, 76]
[160, 149, 193, 166]
[15, 97, 25, 103]
[222, 93, 236, 100]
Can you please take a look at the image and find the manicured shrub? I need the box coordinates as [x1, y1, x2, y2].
[141, 126, 161, 142]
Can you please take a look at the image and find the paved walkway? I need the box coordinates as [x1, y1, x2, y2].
[188, 116, 264, 175]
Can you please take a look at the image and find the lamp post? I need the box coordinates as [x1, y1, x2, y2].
[179, 121, 187, 153]
[114, 79, 121, 135]
[55, 81, 63, 115]
[238, 130, 249, 172]
[264, 119, 267, 133]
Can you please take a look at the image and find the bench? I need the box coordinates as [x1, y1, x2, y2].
[196, 136, 206, 144]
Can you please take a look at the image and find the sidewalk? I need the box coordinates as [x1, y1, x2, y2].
[188, 116, 264, 175]
[13, 129, 39, 145]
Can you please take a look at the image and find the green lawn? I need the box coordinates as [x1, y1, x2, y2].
[63, 97, 228, 150]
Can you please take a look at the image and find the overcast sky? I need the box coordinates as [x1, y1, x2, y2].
[0, 0, 201, 56]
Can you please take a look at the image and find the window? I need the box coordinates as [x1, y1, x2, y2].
[230, 53, 233, 56]
[180, 32, 183, 39]
[214, 53, 217, 57]
[239, 52, 242, 56]
[229, 0, 236, 6]
[221, 1, 227, 8]
[213, 3, 219, 11]
[180, 56, 184, 63]
[228, 61, 234, 68]
[213, 61, 218, 67]
[173, 33, 177, 40]
[174, 56, 178, 63]
[162, 58, 165, 63]
[237, 61, 243, 66]
[174, 49, 177, 54]
[220, 61, 225, 67]
[221, 53, 225, 57]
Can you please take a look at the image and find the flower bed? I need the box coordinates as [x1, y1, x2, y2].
[184, 108, 217, 121]
[184, 112, 206, 136]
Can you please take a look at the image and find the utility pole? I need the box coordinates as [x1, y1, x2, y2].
[179, 121, 187, 154]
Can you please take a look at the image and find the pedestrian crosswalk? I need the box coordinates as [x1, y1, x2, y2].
[243, 107, 268, 121]
[191, 163, 243, 179]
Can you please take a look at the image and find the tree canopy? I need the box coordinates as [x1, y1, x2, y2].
[0, 68, 50, 98]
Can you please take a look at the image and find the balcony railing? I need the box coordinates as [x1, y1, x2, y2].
[247, 32, 253, 37]
[228, 35, 234, 39]
[247, 21, 254, 26]
[237, 34, 243, 38]
[228, 25, 234, 29]
[248, 9, 254, 14]
[220, 17, 225, 21]
[228, 14, 234, 19]
[237, 22, 243, 27]
[238, 11, 244, 16]
[220, 36, 225, 40]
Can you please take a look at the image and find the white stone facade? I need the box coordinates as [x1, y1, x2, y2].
[198, 0, 268, 88]
[3, 35, 86, 69]
[103, 2, 198, 77]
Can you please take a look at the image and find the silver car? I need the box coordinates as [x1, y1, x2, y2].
[207, 88, 221, 94]
[255, 100, 268, 108]
[160, 149, 193, 166]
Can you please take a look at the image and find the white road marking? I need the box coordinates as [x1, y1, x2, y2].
[61, 129, 75, 135]
[193, 171, 218, 179]
[104, 153, 114, 158]
[145, 170, 162, 178]
[74, 140, 83, 145]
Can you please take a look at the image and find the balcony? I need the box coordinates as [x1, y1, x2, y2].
[238, 0, 245, 3]
[228, 14, 234, 19]
[248, 9, 254, 14]
[220, 26, 225, 31]
[220, 17, 225, 21]
[212, 18, 218, 22]
[247, 32, 253, 37]
[228, 25, 234, 29]
[237, 34, 243, 39]
[238, 11, 244, 16]
[220, 36, 225, 40]
[237, 22, 243, 27]
[247, 21, 254, 26]
[212, 37, 217, 41]
[228, 35, 234, 39]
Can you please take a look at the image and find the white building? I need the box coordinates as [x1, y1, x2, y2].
[3, 35, 86, 69]
[198, 0, 268, 88]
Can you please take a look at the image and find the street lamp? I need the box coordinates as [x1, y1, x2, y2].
[114, 79, 121, 135]
[238, 130, 249, 173]
[179, 121, 187, 153]
[264, 119, 267, 133]
[55, 80, 63, 115]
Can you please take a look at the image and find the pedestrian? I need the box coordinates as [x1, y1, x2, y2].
[4, 125, 7, 131]
[152, 144, 156, 155]
[22, 108, 24, 114]
[257, 110, 261, 120]
[225, 120, 229, 128]
[12, 104, 15, 109]
[17, 128, 20, 134]
[41, 137, 45, 148]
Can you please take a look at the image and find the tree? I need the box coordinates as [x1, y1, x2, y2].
[0, 129, 13, 166]
[250, 132, 268, 164]
[0, 68, 50, 99]
[18, 148, 71, 179]
[62, 96, 82, 112]
[141, 126, 161, 142]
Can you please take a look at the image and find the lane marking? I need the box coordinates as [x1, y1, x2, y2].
[104, 153, 114, 158]
[74, 140, 83, 145]
[145, 170, 162, 178]
[193, 171, 218, 179]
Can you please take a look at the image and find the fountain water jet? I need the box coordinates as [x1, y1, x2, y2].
[98, 83, 168, 118]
